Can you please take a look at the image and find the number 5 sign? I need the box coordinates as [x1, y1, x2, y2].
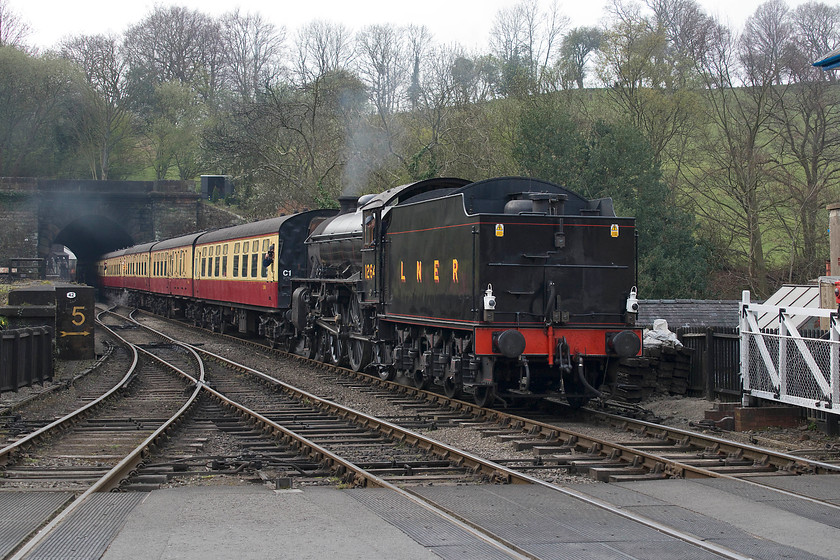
[55, 286, 95, 360]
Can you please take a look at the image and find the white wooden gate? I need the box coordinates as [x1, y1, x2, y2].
[740, 291, 840, 414]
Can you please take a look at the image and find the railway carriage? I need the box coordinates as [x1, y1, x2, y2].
[98, 248, 127, 291]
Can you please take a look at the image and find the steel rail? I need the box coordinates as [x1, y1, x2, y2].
[10, 312, 204, 560]
[589, 406, 840, 475]
[0, 311, 140, 466]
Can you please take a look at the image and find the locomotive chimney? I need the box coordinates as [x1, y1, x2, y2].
[337, 195, 359, 215]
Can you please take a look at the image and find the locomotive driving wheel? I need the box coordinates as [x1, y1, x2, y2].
[326, 331, 344, 366]
[345, 298, 371, 371]
[347, 339, 371, 371]
[313, 329, 328, 362]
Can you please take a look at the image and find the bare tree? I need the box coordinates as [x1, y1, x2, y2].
[768, 1, 840, 280]
[0, 0, 30, 49]
[355, 24, 408, 117]
[60, 34, 134, 179]
[123, 6, 221, 100]
[490, 0, 568, 95]
[293, 20, 354, 85]
[598, 0, 703, 163]
[685, 2, 791, 296]
[220, 10, 285, 103]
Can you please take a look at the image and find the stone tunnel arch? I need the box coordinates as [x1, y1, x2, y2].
[46, 215, 135, 286]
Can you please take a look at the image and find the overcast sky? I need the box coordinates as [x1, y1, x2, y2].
[9, 0, 820, 53]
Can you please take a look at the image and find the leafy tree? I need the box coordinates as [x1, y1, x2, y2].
[142, 81, 206, 180]
[513, 99, 587, 190]
[558, 27, 602, 89]
[583, 120, 708, 298]
[514, 102, 708, 297]
[0, 47, 79, 176]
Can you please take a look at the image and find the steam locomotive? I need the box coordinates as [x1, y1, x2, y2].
[98, 176, 642, 407]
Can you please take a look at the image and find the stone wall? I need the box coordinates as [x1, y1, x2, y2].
[198, 201, 247, 231]
[0, 178, 246, 273]
[0, 178, 39, 268]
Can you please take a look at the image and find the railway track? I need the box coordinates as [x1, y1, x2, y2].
[97, 310, 840, 558]
[2, 309, 204, 560]
[112, 308, 761, 560]
[130, 309, 840, 491]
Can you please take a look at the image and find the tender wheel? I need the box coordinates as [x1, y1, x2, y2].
[373, 343, 395, 381]
[412, 370, 430, 390]
[347, 339, 371, 372]
[443, 376, 459, 399]
[474, 386, 496, 407]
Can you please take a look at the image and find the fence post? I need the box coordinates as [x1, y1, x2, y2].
[740, 290, 751, 407]
[22, 328, 33, 389]
[704, 327, 714, 400]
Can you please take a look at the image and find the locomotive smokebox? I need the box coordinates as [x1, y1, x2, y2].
[337, 196, 359, 215]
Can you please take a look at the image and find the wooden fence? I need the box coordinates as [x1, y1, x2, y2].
[0, 327, 53, 392]
[676, 327, 741, 400]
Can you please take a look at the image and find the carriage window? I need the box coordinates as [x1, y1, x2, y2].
[251, 253, 258, 277]
[201, 258, 206, 277]
[262, 239, 269, 251]
[252, 240, 259, 252]
[233, 255, 239, 277]
[223, 245, 229, 255]
[234, 242, 240, 254]
[222, 256, 228, 276]
[241, 248, 249, 276]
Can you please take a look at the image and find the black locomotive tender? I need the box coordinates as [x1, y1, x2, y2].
[104, 177, 643, 407]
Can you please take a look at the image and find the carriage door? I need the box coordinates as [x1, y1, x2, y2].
[361, 206, 382, 304]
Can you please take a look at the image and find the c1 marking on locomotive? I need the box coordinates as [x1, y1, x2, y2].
[400, 259, 460, 284]
[495, 223, 505, 237]
[610, 224, 619, 237]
